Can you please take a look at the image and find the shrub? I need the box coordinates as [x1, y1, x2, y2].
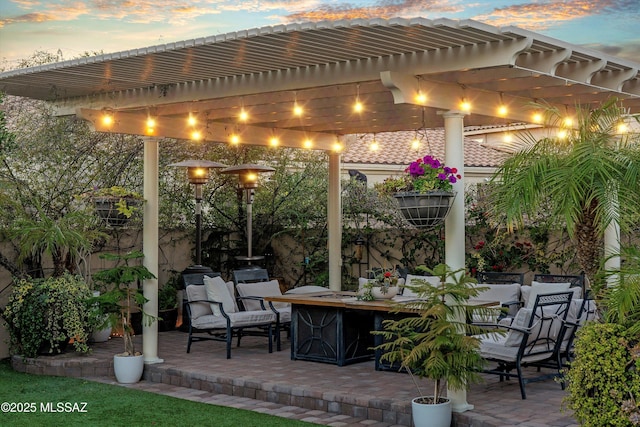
[2, 274, 93, 357]
[565, 322, 640, 426]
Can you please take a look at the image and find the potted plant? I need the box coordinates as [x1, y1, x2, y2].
[2, 273, 93, 358]
[375, 155, 460, 227]
[373, 263, 487, 427]
[359, 267, 400, 301]
[90, 186, 144, 226]
[92, 251, 156, 383]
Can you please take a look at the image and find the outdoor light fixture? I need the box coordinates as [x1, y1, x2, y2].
[169, 159, 227, 271]
[221, 163, 275, 265]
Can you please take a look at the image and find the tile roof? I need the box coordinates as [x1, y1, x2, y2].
[342, 129, 509, 168]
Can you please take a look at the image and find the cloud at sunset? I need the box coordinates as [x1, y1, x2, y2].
[474, 0, 638, 30]
[0, 0, 637, 63]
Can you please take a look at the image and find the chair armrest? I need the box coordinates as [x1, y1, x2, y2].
[236, 295, 268, 310]
[186, 298, 231, 318]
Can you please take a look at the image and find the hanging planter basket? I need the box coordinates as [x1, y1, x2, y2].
[393, 190, 455, 228]
[94, 197, 140, 227]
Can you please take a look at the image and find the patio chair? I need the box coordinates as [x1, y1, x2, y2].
[477, 271, 525, 285]
[558, 296, 598, 365]
[477, 290, 573, 399]
[232, 268, 270, 287]
[236, 279, 290, 351]
[533, 273, 585, 295]
[184, 276, 278, 358]
[400, 274, 439, 297]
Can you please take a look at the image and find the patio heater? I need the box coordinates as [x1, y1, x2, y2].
[220, 164, 275, 266]
[169, 159, 227, 277]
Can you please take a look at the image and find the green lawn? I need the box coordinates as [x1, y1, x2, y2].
[0, 359, 316, 426]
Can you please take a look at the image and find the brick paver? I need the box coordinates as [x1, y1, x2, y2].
[11, 331, 578, 426]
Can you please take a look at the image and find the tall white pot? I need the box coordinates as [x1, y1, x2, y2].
[113, 354, 144, 384]
[412, 396, 451, 427]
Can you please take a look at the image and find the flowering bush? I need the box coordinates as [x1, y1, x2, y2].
[375, 155, 460, 195]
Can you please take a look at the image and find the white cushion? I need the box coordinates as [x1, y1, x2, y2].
[403, 275, 440, 297]
[504, 308, 532, 346]
[192, 310, 276, 329]
[185, 285, 212, 321]
[358, 277, 372, 289]
[471, 283, 520, 304]
[236, 280, 288, 311]
[522, 281, 572, 308]
[203, 275, 237, 315]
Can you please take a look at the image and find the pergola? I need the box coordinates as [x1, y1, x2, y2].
[1, 17, 639, 410]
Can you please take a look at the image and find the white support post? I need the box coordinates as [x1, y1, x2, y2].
[441, 110, 472, 412]
[604, 192, 620, 287]
[142, 137, 163, 364]
[328, 151, 342, 291]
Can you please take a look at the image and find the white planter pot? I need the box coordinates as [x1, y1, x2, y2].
[113, 354, 144, 384]
[371, 286, 399, 300]
[412, 396, 451, 427]
[89, 325, 112, 343]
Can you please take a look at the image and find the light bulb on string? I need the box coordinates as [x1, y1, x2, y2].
[460, 97, 471, 112]
[353, 83, 364, 113]
[187, 113, 197, 126]
[369, 135, 379, 151]
[497, 93, 508, 117]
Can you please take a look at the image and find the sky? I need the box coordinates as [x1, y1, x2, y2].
[0, 0, 638, 69]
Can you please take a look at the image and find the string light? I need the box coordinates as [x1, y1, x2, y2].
[369, 134, 379, 151]
[495, 93, 507, 117]
[145, 116, 156, 135]
[187, 113, 197, 126]
[532, 112, 543, 124]
[293, 92, 304, 116]
[411, 134, 421, 150]
[460, 97, 471, 112]
[617, 122, 629, 134]
[239, 108, 249, 121]
[230, 133, 240, 145]
[332, 141, 344, 152]
[269, 136, 279, 147]
[557, 129, 568, 140]
[303, 139, 313, 149]
[101, 113, 113, 126]
[353, 84, 363, 113]
[190, 130, 202, 141]
[562, 106, 573, 127]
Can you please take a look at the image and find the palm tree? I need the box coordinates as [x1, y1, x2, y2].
[488, 97, 640, 284]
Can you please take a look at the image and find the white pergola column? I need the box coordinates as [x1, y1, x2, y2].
[328, 151, 342, 291]
[142, 137, 163, 364]
[441, 110, 472, 412]
[604, 192, 621, 287]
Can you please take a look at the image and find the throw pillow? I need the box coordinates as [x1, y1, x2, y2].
[504, 308, 532, 346]
[203, 275, 237, 316]
[237, 280, 287, 310]
[185, 285, 212, 320]
[525, 281, 571, 308]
